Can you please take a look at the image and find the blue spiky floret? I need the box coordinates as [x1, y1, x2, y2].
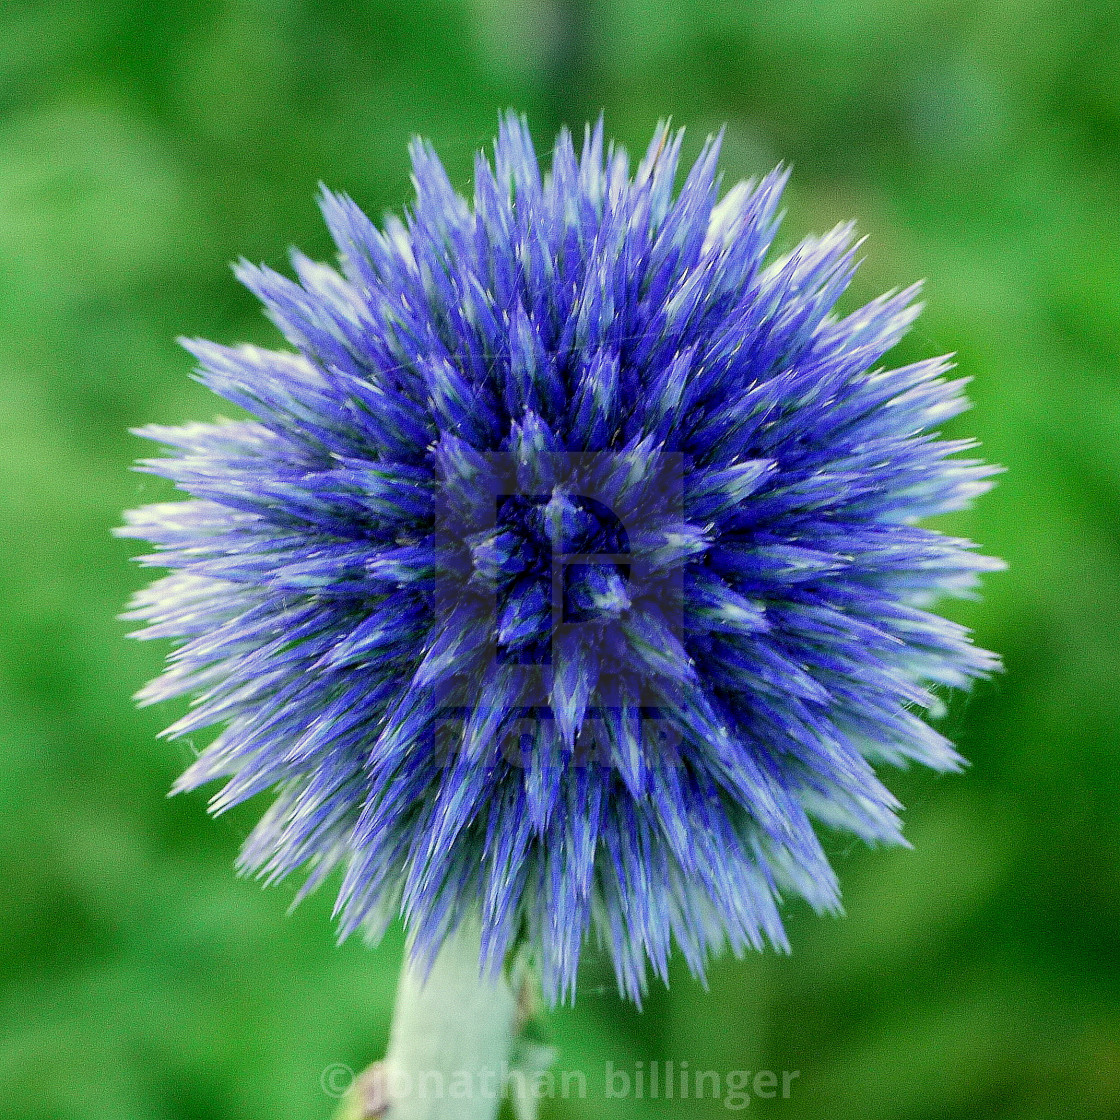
[120, 115, 1002, 1004]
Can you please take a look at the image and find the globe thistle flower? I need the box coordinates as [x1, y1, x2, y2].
[121, 114, 1001, 1006]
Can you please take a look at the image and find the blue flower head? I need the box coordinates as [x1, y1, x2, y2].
[121, 115, 1002, 1005]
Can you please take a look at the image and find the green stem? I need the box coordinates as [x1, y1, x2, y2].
[339, 922, 519, 1120]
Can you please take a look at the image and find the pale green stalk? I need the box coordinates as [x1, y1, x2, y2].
[338, 922, 537, 1120]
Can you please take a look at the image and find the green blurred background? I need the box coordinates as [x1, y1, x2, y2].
[1, 1, 1117, 1117]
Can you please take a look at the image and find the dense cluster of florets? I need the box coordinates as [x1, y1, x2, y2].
[121, 115, 1001, 1004]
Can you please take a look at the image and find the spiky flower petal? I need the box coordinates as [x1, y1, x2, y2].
[121, 115, 1001, 1004]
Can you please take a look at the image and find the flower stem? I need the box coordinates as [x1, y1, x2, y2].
[338, 922, 519, 1120]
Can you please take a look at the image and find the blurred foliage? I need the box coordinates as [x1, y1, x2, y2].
[0, 1, 1118, 1118]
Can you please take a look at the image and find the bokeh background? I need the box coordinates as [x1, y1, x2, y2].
[2, 1, 1118, 1118]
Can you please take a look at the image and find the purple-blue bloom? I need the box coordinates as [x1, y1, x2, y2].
[120, 115, 1001, 1005]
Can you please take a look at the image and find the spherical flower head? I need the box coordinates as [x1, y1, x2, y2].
[120, 114, 1002, 1005]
